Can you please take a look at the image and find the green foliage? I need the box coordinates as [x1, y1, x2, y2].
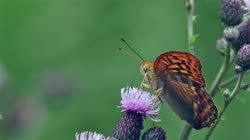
[189, 34, 199, 46]
[0, 0, 249, 140]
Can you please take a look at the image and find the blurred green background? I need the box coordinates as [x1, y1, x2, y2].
[0, 0, 249, 140]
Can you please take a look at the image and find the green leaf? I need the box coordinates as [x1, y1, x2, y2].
[189, 34, 199, 46]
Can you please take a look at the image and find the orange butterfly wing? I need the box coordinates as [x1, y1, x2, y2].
[153, 51, 218, 129]
[154, 51, 205, 87]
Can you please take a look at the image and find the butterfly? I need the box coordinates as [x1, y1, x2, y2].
[140, 51, 218, 130]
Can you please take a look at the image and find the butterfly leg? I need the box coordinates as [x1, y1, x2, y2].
[151, 88, 163, 127]
[157, 96, 163, 104]
[141, 82, 162, 103]
[140, 73, 151, 89]
[151, 88, 163, 107]
[155, 87, 163, 102]
[140, 82, 151, 89]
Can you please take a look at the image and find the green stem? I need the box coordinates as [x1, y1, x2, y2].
[219, 70, 250, 89]
[204, 73, 244, 140]
[209, 45, 231, 97]
[186, 0, 195, 54]
[219, 75, 238, 89]
[180, 124, 192, 140]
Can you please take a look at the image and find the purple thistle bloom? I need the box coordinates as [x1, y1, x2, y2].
[75, 131, 115, 140]
[243, 0, 250, 11]
[113, 87, 161, 140]
[119, 87, 161, 122]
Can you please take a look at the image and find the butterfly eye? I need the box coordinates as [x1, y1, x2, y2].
[143, 64, 150, 73]
[139, 64, 149, 76]
[140, 64, 147, 75]
[143, 65, 147, 72]
[140, 62, 154, 76]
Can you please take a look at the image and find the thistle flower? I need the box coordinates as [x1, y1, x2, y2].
[113, 87, 161, 140]
[119, 87, 161, 121]
[220, 0, 243, 26]
[75, 131, 115, 140]
[142, 127, 167, 140]
[236, 44, 250, 71]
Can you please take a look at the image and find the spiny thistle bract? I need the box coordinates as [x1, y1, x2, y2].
[232, 19, 250, 51]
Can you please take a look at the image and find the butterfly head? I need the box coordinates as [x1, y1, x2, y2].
[140, 61, 154, 76]
[140, 61, 160, 90]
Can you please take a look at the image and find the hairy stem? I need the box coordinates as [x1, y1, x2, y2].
[209, 45, 231, 97]
[186, 0, 195, 54]
[204, 73, 244, 140]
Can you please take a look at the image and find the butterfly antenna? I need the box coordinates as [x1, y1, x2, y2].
[118, 48, 137, 57]
[121, 38, 145, 62]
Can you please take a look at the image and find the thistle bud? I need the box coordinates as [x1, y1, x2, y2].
[235, 65, 243, 74]
[216, 37, 227, 55]
[223, 89, 230, 98]
[241, 83, 249, 90]
[232, 19, 250, 51]
[236, 44, 250, 71]
[142, 127, 167, 140]
[220, 0, 243, 26]
[224, 27, 239, 42]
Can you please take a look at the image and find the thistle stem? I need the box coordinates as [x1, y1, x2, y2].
[204, 73, 244, 140]
[186, 0, 195, 54]
[219, 70, 250, 89]
[209, 44, 231, 97]
[179, 124, 192, 140]
[219, 75, 238, 89]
